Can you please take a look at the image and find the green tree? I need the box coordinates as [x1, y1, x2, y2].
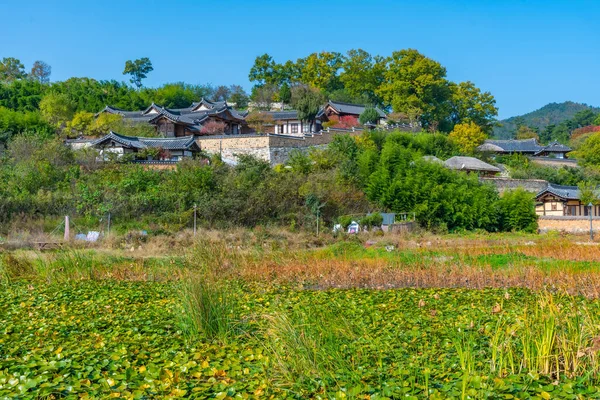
[448, 81, 497, 134]
[339, 49, 385, 105]
[67, 111, 95, 136]
[0, 57, 26, 82]
[359, 107, 380, 125]
[249, 54, 280, 86]
[578, 181, 599, 206]
[515, 125, 539, 140]
[153, 83, 197, 108]
[228, 85, 249, 109]
[497, 188, 538, 233]
[39, 92, 75, 128]
[30, 61, 51, 84]
[291, 85, 325, 132]
[279, 83, 291, 107]
[376, 49, 451, 129]
[574, 133, 600, 166]
[123, 57, 153, 89]
[296, 52, 344, 92]
[213, 85, 231, 102]
[448, 121, 487, 153]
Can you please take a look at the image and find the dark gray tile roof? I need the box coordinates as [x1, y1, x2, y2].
[481, 139, 572, 155]
[444, 156, 501, 173]
[537, 141, 572, 154]
[91, 132, 199, 151]
[326, 101, 386, 118]
[268, 111, 299, 120]
[483, 138, 541, 153]
[536, 183, 580, 200]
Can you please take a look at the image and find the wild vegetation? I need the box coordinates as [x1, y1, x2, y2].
[3, 233, 600, 398]
[0, 130, 538, 235]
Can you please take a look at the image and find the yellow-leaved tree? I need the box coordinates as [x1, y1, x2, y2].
[448, 121, 487, 154]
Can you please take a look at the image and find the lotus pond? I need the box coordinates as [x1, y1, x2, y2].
[3, 279, 600, 399]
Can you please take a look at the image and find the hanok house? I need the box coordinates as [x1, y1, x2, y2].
[444, 156, 501, 177]
[91, 131, 200, 161]
[318, 100, 387, 128]
[478, 138, 572, 159]
[265, 110, 316, 136]
[97, 99, 248, 137]
[535, 184, 600, 217]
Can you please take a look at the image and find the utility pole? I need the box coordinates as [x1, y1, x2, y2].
[193, 204, 197, 236]
[64, 216, 70, 242]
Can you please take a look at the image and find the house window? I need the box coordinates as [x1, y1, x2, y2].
[551, 203, 557, 211]
[302, 123, 310, 133]
[291, 123, 298, 133]
[278, 124, 284, 134]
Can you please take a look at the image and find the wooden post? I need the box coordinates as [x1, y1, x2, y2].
[107, 213, 111, 237]
[193, 204, 197, 236]
[64, 216, 70, 242]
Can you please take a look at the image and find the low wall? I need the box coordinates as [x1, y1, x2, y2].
[196, 131, 361, 165]
[538, 216, 599, 233]
[529, 157, 579, 168]
[480, 178, 548, 194]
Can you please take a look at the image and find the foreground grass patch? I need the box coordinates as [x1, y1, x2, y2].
[3, 281, 600, 398]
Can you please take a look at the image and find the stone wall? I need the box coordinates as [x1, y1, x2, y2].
[480, 177, 548, 194]
[196, 131, 361, 165]
[538, 216, 599, 233]
[529, 157, 579, 168]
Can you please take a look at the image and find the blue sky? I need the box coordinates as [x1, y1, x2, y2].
[0, 0, 598, 119]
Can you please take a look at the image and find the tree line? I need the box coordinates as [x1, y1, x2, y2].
[247, 49, 498, 134]
[0, 130, 537, 234]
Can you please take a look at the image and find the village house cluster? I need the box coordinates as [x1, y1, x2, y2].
[65, 98, 597, 233]
[75, 99, 389, 164]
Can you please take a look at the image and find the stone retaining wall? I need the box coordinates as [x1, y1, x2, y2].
[196, 131, 361, 165]
[480, 177, 548, 194]
[538, 216, 599, 233]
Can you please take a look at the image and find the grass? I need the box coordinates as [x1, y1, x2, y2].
[5, 233, 600, 397]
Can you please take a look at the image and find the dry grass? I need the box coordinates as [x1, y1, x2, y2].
[5, 231, 600, 296]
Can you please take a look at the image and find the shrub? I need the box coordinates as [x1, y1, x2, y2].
[497, 188, 538, 233]
[359, 212, 383, 229]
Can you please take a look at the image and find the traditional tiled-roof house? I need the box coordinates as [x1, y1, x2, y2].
[264, 110, 316, 136]
[444, 156, 501, 177]
[535, 183, 600, 217]
[98, 99, 248, 137]
[318, 101, 386, 128]
[91, 131, 200, 161]
[478, 139, 572, 159]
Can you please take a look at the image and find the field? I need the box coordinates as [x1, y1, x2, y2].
[3, 231, 600, 399]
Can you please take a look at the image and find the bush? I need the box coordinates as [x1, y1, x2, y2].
[359, 212, 383, 229]
[497, 188, 538, 233]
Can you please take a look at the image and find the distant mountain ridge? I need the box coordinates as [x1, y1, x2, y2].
[493, 101, 600, 139]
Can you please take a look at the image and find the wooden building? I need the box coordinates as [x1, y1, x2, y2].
[318, 100, 387, 128]
[535, 184, 600, 217]
[97, 99, 248, 137]
[478, 139, 572, 159]
[91, 131, 200, 161]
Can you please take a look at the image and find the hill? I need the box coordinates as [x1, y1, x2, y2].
[493, 101, 600, 139]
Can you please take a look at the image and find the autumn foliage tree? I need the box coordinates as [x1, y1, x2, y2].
[200, 120, 227, 135]
[448, 121, 487, 154]
[245, 112, 274, 133]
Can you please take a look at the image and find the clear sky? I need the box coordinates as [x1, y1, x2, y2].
[1, 0, 598, 119]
